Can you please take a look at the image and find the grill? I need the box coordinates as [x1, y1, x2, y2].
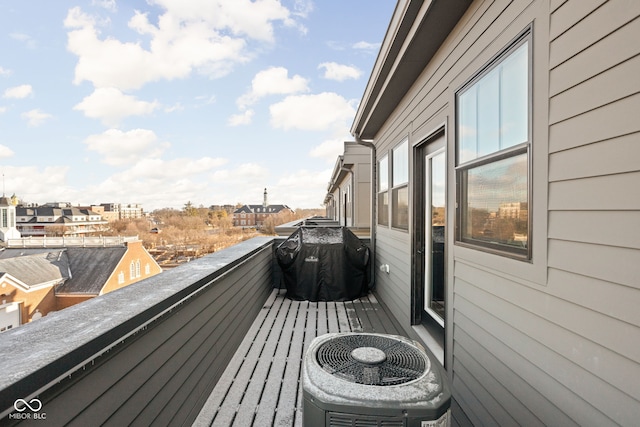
[316, 334, 428, 386]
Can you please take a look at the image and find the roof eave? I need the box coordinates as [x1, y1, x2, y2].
[351, 0, 472, 140]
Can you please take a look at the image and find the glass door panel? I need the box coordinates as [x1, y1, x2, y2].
[425, 151, 446, 324]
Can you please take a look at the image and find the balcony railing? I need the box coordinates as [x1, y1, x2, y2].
[0, 237, 275, 425]
[0, 234, 435, 426]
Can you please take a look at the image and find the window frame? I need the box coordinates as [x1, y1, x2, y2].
[455, 29, 533, 260]
[377, 154, 389, 226]
[391, 138, 409, 231]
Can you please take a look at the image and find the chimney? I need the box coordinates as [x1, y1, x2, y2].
[263, 188, 268, 208]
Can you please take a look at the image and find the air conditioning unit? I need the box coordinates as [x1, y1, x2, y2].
[303, 333, 451, 427]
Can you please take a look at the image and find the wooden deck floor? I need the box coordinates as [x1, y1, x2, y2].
[194, 288, 403, 426]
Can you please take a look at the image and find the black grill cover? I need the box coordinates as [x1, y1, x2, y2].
[276, 227, 370, 302]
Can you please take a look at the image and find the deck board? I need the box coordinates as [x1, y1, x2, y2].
[194, 288, 403, 427]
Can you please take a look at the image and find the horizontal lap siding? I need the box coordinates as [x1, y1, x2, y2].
[34, 245, 273, 427]
[373, 0, 640, 424]
[547, 0, 640, 425]
[373, 228, 411, 329]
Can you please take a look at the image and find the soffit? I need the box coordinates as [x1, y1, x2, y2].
[351, 0, 472, 140]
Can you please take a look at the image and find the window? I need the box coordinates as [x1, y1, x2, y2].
[377, 155, 389, 225]
[118, 271, 125, 284]
[135, 260, 141, 278]
[130, 262, 135, 279]
[456, 32, 531, 258]
[145, 263, 151, 275]
[391, 139, 409, 230]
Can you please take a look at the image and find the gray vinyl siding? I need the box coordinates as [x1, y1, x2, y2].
[4, 239, 274, 426]
[371, 0, 640, 425]
[374, 227, 412, 329]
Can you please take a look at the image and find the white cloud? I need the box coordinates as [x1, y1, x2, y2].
[4, 84, 33, 99]
[353, 41, 380, 51]
[65, 1, 300, 91]
[275, 168, 332, 208]
[83, 128, 168, 166]
[228, 110, 254, 126]
[210, 162, 271, 204]
[237, 66, 309, 109]
[310, 138, 345, 163]
[269, 92, 356, 131]
[292, 0, 314, 18]
[318, 62, 361, 81]
[74, 87, 159, 126]
[0, 107, 7, 114]
[0, 67, 11, 77]
[3, 166, 76, 204]
[164, 102, 184, 113]
[92, 0, 117, 12]
[22, 109, 52, 126]
[10, 33, 36, 49]
[147, 0, 295, 41]
[114, 156, 228, 180]
[0, 145, 14, 158]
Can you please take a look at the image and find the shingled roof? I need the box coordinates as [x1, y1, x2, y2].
[56, 247, 127, 295]
[0, 246, 127, 295]
[0, 250, 70, 288]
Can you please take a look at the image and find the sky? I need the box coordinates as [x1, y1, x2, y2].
[0, 0, 396, 211]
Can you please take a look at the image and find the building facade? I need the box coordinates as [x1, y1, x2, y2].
[232, 189, 293, 228]
[100, 203, 145, 221]
[16, 204, 108, 237]
[0, 239, 162, 331]
[350, 0, 640, 425]
[0, 196, 20, 242]
[324, 142, 371, 231]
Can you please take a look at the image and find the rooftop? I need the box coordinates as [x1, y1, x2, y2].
[0, 233, 456, 426]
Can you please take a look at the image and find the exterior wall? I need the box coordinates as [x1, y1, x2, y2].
[326, 143, 372, 229]
[56, 295, 93, 311]
[355, 162, 371, 229]
[101, 241, 163, 294]
[370, 0, 640, 425]
[0, 280, 57, 324]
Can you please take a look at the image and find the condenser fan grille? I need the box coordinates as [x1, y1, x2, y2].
[316, 334, 427, 386]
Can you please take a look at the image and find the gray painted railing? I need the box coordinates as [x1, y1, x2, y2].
[0, 236, 275, 426]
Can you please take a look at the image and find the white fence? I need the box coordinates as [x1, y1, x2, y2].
[5, 235, 139, 248]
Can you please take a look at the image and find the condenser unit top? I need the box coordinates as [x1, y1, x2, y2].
[303, 333, 448, 412]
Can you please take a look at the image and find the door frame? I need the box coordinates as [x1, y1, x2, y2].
[411, 128, 446, 326]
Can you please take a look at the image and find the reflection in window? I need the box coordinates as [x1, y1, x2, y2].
[392, 140, 408, 186]
[378, 192, 389, 226]
[378, 155, 389, 226]
[458, 42, 528, 164]
[392, 186, 408, 229]
[460, 154, 528, 252]
[456, 33, 531, 258]
[392, 140, 409, 230]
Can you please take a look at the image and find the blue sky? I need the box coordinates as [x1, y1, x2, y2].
[0, 0, 395, 210]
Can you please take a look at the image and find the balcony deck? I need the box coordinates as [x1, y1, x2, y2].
[194, 288, 403, 426]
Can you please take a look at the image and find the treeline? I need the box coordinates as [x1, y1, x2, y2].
[103, 204, 325, 259]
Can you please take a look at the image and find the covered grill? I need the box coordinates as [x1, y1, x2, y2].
[276, 227, 370, 301]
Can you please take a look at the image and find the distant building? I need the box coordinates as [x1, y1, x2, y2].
[0, 196, 21, 242]
[100, 203, 145, 221]
[15, 205, 107, 237]
[232, 189, 293, 228]
[0, 239, 162, 331]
